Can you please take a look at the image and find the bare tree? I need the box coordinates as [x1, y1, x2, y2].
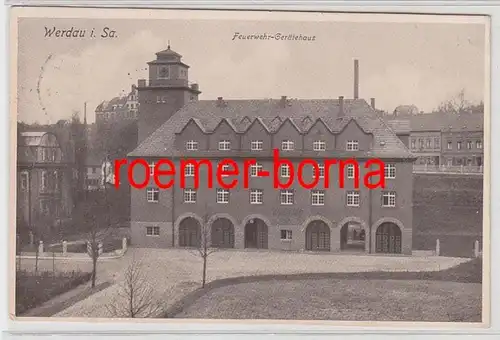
[190, 210, 218, 288]
[75, 190, 111, 288]
[106, 257, 164, 318]
[86, 219, 110, 288]
[436, 89, 472, 115]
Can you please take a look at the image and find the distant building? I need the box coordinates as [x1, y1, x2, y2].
[384, 112, 484, 166]
[392, 105, 420, 117]
[85, 153, 102, 191]
[95, 85, 139, 126]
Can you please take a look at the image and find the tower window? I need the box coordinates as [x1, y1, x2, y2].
[156, 96, 168, 104]
[157, 66, 170, 79]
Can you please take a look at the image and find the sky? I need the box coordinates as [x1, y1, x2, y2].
[15, 11, 487, 124]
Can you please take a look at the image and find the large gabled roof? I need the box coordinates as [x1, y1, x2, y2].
[129, 98, 414, 159]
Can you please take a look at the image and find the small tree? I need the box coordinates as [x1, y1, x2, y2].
[75, 190, 110, 288]
[106, 257, 163, 318]
[190, 210, 218, 288]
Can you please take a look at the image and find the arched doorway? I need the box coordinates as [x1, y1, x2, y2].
[375, 222, 402, 254]
[305, 220, 330, 251]
[211, 218, 235, 248]
[179, 217, 201, 247]
[340, 222, 365, 252]
[244, 218, 268, 249]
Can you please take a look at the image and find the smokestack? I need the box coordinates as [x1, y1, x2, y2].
[338, 96, 344, 117]
[280, 95, 287, 108]
[354, 59, 359, 100]
[370, 98, 375, 109]
[217, 96, 226, 107]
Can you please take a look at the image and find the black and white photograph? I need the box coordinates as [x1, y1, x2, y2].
[10, 7, 489, 325]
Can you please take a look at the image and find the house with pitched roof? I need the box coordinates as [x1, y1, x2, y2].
[384, 112, 484, 167]
[127, 47, 417, 255]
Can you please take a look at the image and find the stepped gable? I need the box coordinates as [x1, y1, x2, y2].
[128, 98, 414, 159]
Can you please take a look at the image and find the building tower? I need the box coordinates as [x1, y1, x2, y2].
[136, 44, 201, 143]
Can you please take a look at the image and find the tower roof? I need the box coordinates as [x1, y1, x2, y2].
[155, 45, 182, 58]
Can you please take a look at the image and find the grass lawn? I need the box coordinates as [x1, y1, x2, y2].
[176, 279, 481, 322]
[174, 258, 482, 322]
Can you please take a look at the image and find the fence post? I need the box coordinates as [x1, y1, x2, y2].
[52, 252, 56, 276]
[460, 165, 464, 173]
[62, 241, 67, 255]
[98, 242, 103, 255]
[29, 231, 34, 246]
[122, 237, 128, 252]
[474, 240, 480, 258]
[435, 238, 440, 256]
[38, 240, 44, 256]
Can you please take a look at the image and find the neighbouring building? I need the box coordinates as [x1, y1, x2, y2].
[127, 47, 416, 255]
[95, 85, 139, 126]
[384, 113, 484, 166]
[85, 153, 103, 191]
[17, 131, 69, 235]
[441, 114, 484, 167]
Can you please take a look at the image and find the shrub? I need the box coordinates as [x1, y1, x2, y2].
[15, 270, 92, 315]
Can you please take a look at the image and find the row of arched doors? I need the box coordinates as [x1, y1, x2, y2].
[178, 217, 402, 254]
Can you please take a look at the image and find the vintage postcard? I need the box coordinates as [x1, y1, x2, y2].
[9, 7, 490, 326]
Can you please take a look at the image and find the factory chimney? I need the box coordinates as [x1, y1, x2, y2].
[354, 59, 359, 100]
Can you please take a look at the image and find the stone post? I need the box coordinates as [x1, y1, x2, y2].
[122, 237, 128, 252]
[474, 240, 480, 258]
[435, 238, 440, 256]
[98, 242, 103, 255]
[38, 240, 44, 255]
[62, 241, 67, 255]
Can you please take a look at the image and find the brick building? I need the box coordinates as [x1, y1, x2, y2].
[127, 47, 416, 255]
